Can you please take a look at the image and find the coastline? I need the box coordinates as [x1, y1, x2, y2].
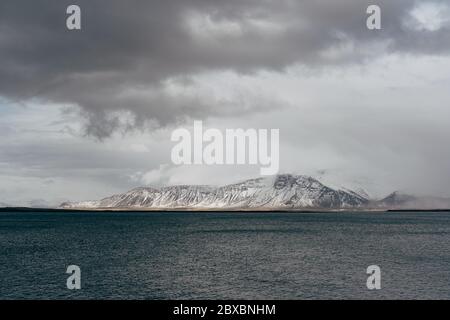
[1, 207, 449, 213]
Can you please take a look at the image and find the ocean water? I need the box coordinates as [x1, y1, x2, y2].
[0, 211, 449, 299]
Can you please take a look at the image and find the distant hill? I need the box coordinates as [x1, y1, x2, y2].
[376, 191, 450, 210]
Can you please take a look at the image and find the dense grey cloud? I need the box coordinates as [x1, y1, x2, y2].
[1, 0, 450, 138]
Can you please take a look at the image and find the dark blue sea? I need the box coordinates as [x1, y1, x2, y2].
[1, 211, 449, 299]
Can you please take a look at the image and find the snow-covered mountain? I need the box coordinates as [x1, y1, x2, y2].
[60, 174, 370, 209]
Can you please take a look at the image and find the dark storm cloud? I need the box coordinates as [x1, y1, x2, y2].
[1, 0, 449, 138]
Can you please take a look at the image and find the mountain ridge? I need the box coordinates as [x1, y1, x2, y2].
[60, 174, 370, 210]
[59, 174, 450, 210]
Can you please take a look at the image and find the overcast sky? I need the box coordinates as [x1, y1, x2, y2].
[1, 0, 450, 206]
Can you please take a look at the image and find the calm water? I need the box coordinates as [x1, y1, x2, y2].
[1, 211, 450, 299]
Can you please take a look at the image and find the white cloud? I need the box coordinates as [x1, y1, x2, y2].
[185, 11, 244, 40]
[404, 2, 450, 31]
